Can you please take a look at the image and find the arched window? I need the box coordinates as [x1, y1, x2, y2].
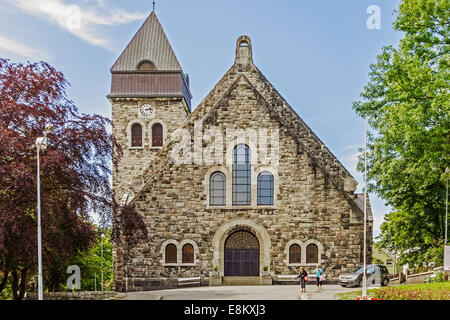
[138, 60, 156, 71]
[289, 244, 301, 264]
[152, 123, 163, 147]
[306, 244, 319, 264]
[165, 244, 177, 264]
[210, 172, 226, 206]
[232, 144, 251, 206]
[182, 244, 194, 263]
[131, 123, 143, 147]
[257, 172, 274, 205]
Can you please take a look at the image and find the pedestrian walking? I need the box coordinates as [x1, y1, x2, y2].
[313, 264, 324, 291]
[297, 267, 308, 293]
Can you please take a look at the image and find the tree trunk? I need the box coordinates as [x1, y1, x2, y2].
[0, 269, 8, 293]
[11, 270, 18, 300]
[18, 267, 28, 300]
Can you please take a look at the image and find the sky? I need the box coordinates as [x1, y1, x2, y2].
[0, 0, 404, 237]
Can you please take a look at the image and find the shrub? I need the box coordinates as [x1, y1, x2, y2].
[431, 272, 447, 283]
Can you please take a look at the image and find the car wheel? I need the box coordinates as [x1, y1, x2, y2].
[356, 279, 362, 288]
[383, 278, 389, 287]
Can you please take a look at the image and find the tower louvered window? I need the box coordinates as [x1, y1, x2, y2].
[131, 123, 143, 147]
[152, 123, 163, 147]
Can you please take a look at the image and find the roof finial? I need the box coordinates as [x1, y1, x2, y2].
[153, 1, 156, 12]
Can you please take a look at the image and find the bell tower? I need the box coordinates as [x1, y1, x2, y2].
[108, 11, 192, 206]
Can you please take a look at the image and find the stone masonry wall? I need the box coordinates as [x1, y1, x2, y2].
[111, 97, 188, 201]
[111, 97, 188, 291]
[114, 73, 371, 292]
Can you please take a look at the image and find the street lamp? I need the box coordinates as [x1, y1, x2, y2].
[35, 122, 54, 301]
[362, 117, 368, 298]
[101, 233, 105, 291]
[445, 167, 448, 244]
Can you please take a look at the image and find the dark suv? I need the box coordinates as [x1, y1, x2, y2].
[338, 264, 390, 287]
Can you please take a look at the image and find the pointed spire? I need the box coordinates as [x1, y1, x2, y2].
[111, 12, 182, 72]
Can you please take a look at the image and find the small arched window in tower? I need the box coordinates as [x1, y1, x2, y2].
[165, 244, 177, 264]
[306, 244, 319, 264]
[289, 244, 301, 264]
[152, 123, 163, 147]
[182, 244, 194, 263]
[131, 123, 143, 147]
[137, 60, 156, 71]
[210, 172, 226, 206]
[257, 172, 274, 205]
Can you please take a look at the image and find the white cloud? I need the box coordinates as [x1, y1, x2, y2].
[9, 0, 146, 51]
[0, 34, 45, 59]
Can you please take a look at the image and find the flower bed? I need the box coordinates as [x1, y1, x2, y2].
[372, 282, 450, 300]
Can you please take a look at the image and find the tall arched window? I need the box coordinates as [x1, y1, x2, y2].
[289, 244, 301, 264]
[131, 123, 143, 147]
[165, 244, 177, 264]
[232, 144, 251, 206]
[210, 172, 226, 206]
[182, 244, 194, 263]
[257, 172, 274, 205]
[152, 123, 163, 147]
[306, 244, 319, 264]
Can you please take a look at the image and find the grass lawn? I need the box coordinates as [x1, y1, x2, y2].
[336, 282, 450, 300]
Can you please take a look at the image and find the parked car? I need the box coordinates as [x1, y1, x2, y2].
[338, 264, 390, 287]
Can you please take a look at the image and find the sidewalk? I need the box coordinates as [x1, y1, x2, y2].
[120, 284, 357, 300]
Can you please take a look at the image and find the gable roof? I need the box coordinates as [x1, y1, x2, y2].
[127, 36, 365, 217]
[111, 12, 182, 72]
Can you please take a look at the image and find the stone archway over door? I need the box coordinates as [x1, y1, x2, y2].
[224, 231, 260, 276]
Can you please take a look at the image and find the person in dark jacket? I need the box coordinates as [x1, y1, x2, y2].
[298, 267, 308, 293]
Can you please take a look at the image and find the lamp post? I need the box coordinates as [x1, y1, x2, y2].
[101, 233, 105, 291]
[445, 167, 448, 244]
[362, 117, 368, 298]
[36, 123, 54, 300]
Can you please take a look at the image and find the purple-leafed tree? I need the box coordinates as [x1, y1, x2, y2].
[0, 58, 122, 299]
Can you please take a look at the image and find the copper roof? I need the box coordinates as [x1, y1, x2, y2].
[108, 71, 192, 110]
[111, 12, 182, 72]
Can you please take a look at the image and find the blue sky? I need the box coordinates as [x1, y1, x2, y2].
[0, 0, 404, 237]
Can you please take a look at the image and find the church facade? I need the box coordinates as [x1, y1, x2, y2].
[109, 12, 373, 291]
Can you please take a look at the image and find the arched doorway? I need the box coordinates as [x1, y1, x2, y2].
[224, 230, 260, 276]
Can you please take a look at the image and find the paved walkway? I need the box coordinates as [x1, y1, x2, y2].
[121, 284, 358, 300]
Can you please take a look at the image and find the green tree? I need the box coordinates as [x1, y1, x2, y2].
[71, 228, 113, 291]
[353, 0, 449, 267]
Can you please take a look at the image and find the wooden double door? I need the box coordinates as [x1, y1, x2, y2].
[224, 230, 260, 277]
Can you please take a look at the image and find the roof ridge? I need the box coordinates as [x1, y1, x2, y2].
[251, 64, 353, 180]
[230, 73, 365, 214]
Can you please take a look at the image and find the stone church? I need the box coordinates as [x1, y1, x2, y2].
[108, 12, 373, 291]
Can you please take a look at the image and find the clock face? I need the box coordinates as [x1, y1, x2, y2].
[140, 104, 154, 117]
